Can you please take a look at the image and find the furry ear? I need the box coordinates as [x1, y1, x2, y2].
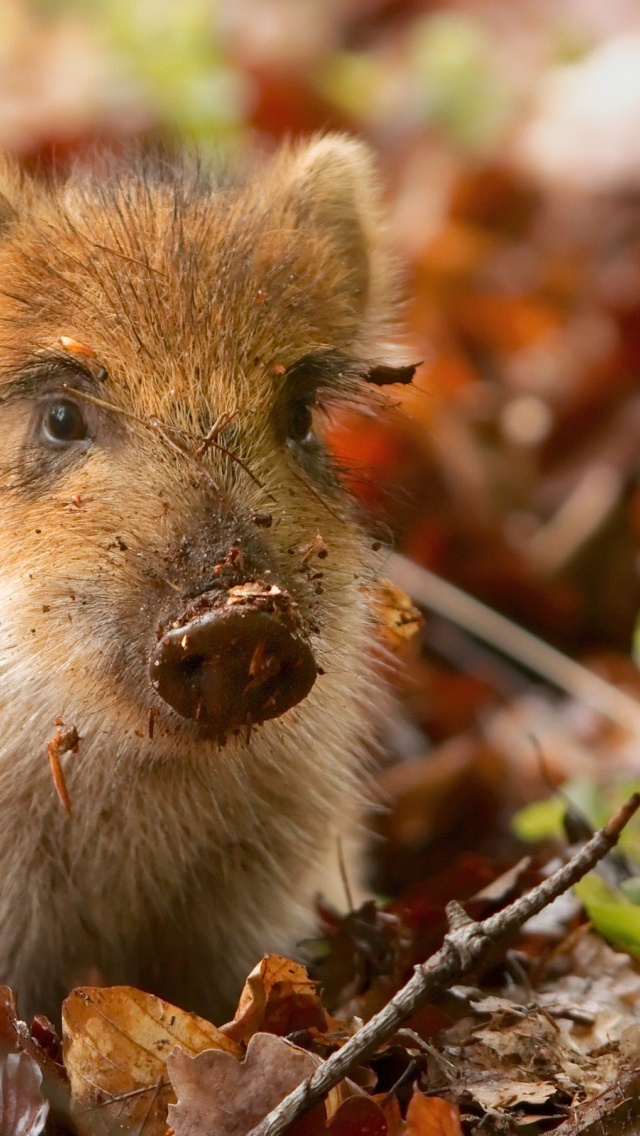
[270, 134, 397, 338]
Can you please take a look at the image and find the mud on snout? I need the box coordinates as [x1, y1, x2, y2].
[149, 552, 318, 740]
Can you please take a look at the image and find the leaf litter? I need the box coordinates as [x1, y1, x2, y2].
[8, 892, 640, 1136]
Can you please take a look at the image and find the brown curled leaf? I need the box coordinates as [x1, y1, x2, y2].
[221, 956, 328, 1046]
[371, 579, 423, 648]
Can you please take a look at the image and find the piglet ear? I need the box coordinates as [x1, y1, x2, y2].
[270, 134, 398, 337]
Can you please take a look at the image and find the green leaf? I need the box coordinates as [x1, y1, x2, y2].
[512, 796, 566, 842]
[575, 873, 640, 958]
[620, 878, 640, 904]
[411, 12, 516, 152]
[512, 778, 640, 848]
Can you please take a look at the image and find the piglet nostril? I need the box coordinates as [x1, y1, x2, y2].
[150, 582, 317, 734]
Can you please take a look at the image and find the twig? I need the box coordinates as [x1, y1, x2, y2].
[549, 1063, 640, 1134]
[147, 417, 229, 507]
[194, 411, 273, 496]
[91, 242, 168, 277]
[194, 411, 236, 457]
[61, 384, 147, 427]
[65, 387, 268, 501]
[46, 720, 79, 816]
[336, 837, 355, 913]
[388, 552, 640, 736]
[527, 462, 622, 577]
[288, 464, 344, 522]
[247, 793, 640, 1136]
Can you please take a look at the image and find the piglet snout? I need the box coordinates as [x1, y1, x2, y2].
[150, 581, 317, 734]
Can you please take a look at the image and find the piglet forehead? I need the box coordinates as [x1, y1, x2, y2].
[0, 136, 398, 443]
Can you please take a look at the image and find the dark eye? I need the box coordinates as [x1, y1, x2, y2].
[287, 396, 315, 444]
[42, 399, 89, 447]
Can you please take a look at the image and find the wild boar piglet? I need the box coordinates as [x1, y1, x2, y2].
[0, 136, 398, 1023]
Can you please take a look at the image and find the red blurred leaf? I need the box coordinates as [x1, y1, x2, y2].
[380, 1094, 404, 1136]
[402, 1003, 451, 1044]
[449, 167, 539, 235]
[245, 69, 347, 139]
[0, 986, 21, 1050]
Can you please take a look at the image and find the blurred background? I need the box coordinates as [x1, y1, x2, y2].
[6, 0, 640, 893]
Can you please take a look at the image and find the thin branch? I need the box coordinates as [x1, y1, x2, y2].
[66, 387, 268, 500]
[194, 411, 237, 457]
[527, 462, 622, 576]
[247, 793, 640, 1136]
[206, 439, 270, 494]
[336, 837, 355, 913]
[61, 384, 147, 427]
[91, 242, 168, 277]
[288, 464, 344, 522]
[193, 411, 273, 495]
[147, 417, 230, 508]
[388, 552, 640, 736]
[549, 1063, 640, 1135]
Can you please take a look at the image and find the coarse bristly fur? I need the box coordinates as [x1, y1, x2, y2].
[0, 135, 399, 1024]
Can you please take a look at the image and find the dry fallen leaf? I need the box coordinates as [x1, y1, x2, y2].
[324, 1076, 386, 1125]
[405, 1091, 464, 1136]
[313, 899, 412, 1019]
[372, 579, 423, 649]
[469, 1077, 558, 1112]
[535, 932, 640, 1054]
[168, 1031, 325, 1136]
[62, 985, 241, 1135]
[221, 954, 327, 1045]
